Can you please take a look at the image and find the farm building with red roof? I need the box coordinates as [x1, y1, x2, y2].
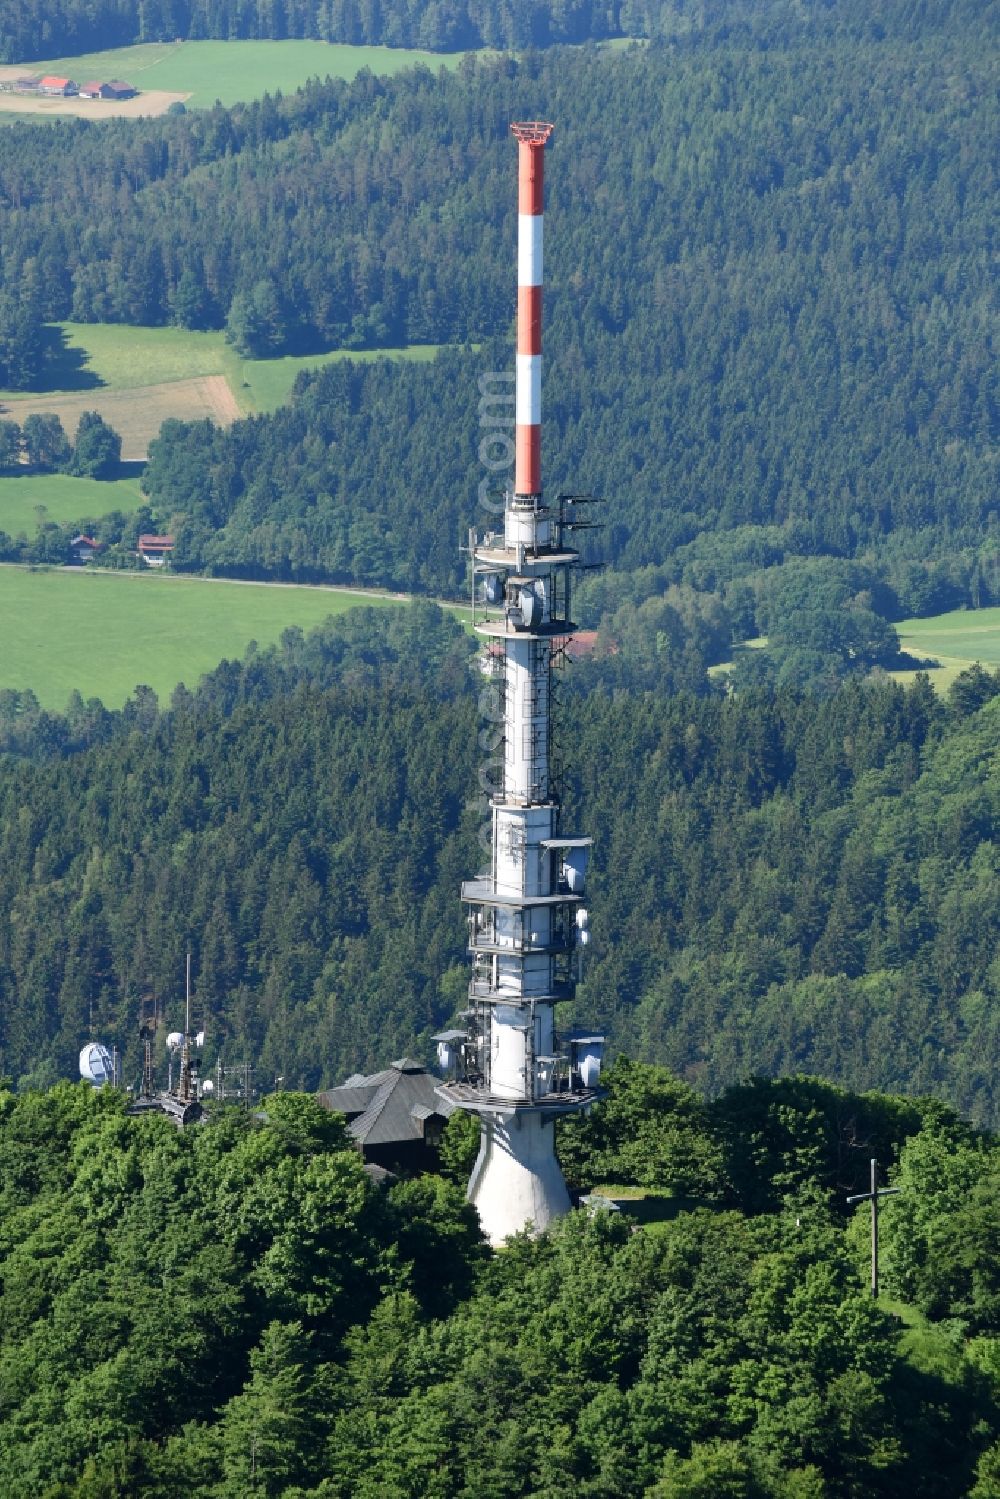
[137, 535, 175, 567]
[39, 76, 77, 96]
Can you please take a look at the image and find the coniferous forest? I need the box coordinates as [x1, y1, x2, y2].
[3, 606, 1000, 1130]
[2, 1, 1000, 1491]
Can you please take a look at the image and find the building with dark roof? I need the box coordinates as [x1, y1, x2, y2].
[317, 1057, 455, 1173]
[70, 534, 101, 563]
[79, 80, 137, 100]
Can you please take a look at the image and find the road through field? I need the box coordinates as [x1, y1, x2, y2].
[0, 376, 240, 460]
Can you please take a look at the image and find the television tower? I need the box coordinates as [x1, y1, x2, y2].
[436, 122, 604, 1246]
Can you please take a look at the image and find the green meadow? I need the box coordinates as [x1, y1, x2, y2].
[0, 322, 443, 416]
[711, 611, 1000, 695]
[239, 342, 441, 412]
[891, 607, 1000, 692]
[28, 322, 238, 396]
[27, 39, 465, 108]
[0, 474, 144, 532]
[0, 567, 415, 708]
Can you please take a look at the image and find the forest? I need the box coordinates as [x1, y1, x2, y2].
[1, 604, 1000, 1134]
[1, 5, 998, 1485]
[0, 16, 994, 684]
[1, 0, 982, 63]
[1, 1064, 1000, 1496]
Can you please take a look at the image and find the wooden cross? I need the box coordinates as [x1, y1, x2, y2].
[846, 1157, 900, 1298]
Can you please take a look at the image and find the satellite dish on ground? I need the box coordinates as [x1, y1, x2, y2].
[200, 1079, 215, 1096]
[166, 1031, 185, 1052]
[79, 1043, 114, 1087]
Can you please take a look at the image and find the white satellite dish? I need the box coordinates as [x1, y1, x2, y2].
[200, 1079, 215, 1096]
[436, 1041, 454, 1071]
[519, 582, 543, 629]
[166, 1031, 185, 1053]
[194, 1031, 205, 1048]
[565, 848, 590, 893]
[79, 1043, 114, 1087]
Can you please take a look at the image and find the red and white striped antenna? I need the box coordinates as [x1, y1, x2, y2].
[511, 121, 553, 498]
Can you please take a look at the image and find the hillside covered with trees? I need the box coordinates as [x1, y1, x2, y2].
[2, 1066, 1000, 1496]
[2, 606, 1000, 1132]
[1, 4, 998, 1490]
[2, 0, 983, 63]
[0, 6, 995, 687]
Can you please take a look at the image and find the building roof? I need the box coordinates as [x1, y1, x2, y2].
[137, 534, 175, 549]
[317, 1057, 454, 1148]
[80, 82, 103, 93]
[40, 76, 72, 88]
[71, 534, 100, 548]
[320, 1085, 377, 1115]
[563, 629, 600, 659]
[106, 80, 134, 92]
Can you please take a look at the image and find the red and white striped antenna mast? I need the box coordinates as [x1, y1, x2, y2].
[511, 121, 553, 499]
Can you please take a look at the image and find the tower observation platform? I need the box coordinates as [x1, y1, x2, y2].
[436, 122, 605, 1247]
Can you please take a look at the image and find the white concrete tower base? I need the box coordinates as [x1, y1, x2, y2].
[467, 1112, 571, 1246]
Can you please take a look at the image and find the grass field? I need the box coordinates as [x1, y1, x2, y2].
[17, 40, 464, 109]
[1, 323, 443, 412]
[891, 607, 1000, 692]
[0, 474, 144, 532]
[713, 612, 1000, 695]
[0, 323, 444, 455]
[707, 637, 767, 679]
[0, 566, 421, 708]
[240, 342, 441, 412]
[0, 378, 239, 462]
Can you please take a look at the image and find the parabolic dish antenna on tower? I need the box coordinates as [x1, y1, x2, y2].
[79, 1042, 114, 1087]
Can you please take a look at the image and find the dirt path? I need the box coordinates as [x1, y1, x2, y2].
[0, 560, 466, 611]
[0, 375, 241, 460]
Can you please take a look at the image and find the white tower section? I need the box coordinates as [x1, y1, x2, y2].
[437, 123, 604, 1247]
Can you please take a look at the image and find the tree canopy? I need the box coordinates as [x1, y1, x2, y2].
[1, 1065, 998, 1496]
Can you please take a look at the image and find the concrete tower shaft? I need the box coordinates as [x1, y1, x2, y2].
[436, 122, 604, 1248]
